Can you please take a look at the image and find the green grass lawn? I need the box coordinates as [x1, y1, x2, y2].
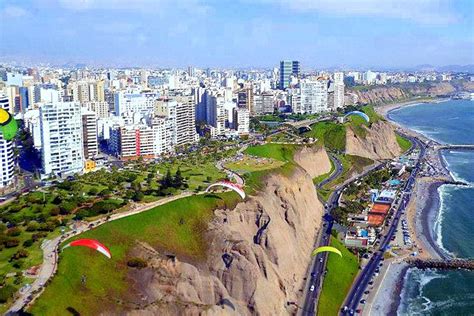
[225, 156, 284, 173]
[396, 134, 412, 152]
[361, 105, 383, 123]
[303, 122, 346, 152]
[244, 143, 298, 162]
[243, 143, 302, 193]
[30, 192, 240, 315]
[317, 237, 359, 316]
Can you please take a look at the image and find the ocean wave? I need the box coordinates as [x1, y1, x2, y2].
[398, 268, 447, 315]
[433, 186, 456, 258]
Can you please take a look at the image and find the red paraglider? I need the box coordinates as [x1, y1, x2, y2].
[63, 238, 112, 259]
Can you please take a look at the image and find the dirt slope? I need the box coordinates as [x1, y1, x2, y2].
[345, 120, 401, 160]
[114, 147, 330, 315]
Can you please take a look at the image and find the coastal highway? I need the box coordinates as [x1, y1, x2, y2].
[341, 137, 426, 315]
[300, 154, 343, 315]
[300, 154, 386, 315]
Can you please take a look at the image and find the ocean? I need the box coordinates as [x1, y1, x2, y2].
[388, 99, 474, 315]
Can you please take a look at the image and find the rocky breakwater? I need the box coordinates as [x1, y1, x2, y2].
[125, 147, 331, 315]
[345, 120, 401, 160]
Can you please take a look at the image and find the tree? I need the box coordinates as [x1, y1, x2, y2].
[173, 168, 184, 188]
[161, 169, 173, 188]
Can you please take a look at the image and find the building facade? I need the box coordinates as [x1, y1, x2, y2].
[0, 95, 15, 188]
[40, 101, 84, 176]
[279, 60, 300, 90]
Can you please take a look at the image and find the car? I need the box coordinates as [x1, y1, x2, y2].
[310, 285, 315, 292]
[360, 299, 366, 304]
[319, 258, 323, 263]
[364, 290, 370, 294]
[368, 281, 374, 285]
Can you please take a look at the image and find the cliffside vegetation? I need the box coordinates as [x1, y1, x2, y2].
[396, 134, 412, 152]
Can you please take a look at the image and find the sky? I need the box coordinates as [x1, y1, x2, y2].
[0, 0, 473, 68]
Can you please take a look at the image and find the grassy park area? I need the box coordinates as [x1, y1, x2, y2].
[225, 155, 284, 173]
[30, 192, 240, 315]
[303, 121, 346, 152]
[317, 237, 359, 316]
[396, 134, 412, 152]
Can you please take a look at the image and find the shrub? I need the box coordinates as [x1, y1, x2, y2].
[0, 284, 16, 303]
[11, 249, 29, 260]
[23, 239, 34, 247]
[4, 238, 20, 248]
[6, 227, 21, 237]
[127, 257, 147, 269]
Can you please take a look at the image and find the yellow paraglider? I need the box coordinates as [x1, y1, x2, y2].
[311, 246, 342, 257]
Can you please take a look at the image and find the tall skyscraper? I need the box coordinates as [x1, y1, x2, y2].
[299, 78, 329, 114]
[0, 95, 15, 188]
[82, 109, 98, 159]
[279, 60, 300, 90]
[40, 101, 84, 176]
[333, 72, 345, 109]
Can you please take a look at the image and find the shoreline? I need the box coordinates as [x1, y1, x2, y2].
[369, 99, 453, 315]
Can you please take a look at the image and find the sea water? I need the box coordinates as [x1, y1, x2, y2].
[389, 99, 474, 315]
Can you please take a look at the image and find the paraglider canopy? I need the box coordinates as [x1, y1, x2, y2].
[344, 111, 370, 124]
[205, 181, 245, 199]
[63, 238, 112, 259]
[312, 246, 342, 257]
[0, 108, 18, 141]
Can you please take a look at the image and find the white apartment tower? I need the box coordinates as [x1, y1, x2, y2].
[299, 79, 329, 114]
[0, 95, 15, 188]
[173, 96, 198, 146]
[40, 101, 84, 176]
[333, 72, 345, 109]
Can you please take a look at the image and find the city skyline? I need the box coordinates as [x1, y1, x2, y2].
[0, 0, 473, 68]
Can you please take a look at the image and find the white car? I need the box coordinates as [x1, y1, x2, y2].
[310, 285, 315, 292]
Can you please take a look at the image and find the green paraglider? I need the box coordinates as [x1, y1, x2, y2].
[0, 108, 18, 141]
[311, 246, 342, 257]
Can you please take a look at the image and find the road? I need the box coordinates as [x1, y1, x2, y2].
[300, 154, 387, 315]
[341, 136, 425, 315]
[300, 154, 343, 315]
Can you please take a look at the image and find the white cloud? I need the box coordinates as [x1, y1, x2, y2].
[1, 5, 28, 18]
[260, 0, 459, 25]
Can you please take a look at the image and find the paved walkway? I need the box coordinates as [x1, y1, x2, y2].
[7, 191, 195, 314]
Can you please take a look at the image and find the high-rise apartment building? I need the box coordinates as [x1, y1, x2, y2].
[84, 101, 109, 118]
[109, 125, 154, 160]
[82, 109, 98, 159]
[40, 101, 84, 176]
[114, 89, 158, 116]
[279, 60, 300, 90]
[333, 72, 345, 109]
[253, 91, 274, 115]
[237, 87, 253, 112]
[172, 96, 198, 146]
[232, 108, 250, 135]
[0, 95, 15, 188]
[299, 78, 329, 114]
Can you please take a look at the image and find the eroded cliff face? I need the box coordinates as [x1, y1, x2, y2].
[293, 146, 332, 178]
[119, 147, 330, 316]
[351, 82, 463, 105]
[345, 120, 401, 160]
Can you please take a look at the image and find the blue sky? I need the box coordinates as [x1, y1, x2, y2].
[0, 0, 473, 68]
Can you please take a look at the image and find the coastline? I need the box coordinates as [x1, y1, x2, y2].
[368, 99, 453, 315]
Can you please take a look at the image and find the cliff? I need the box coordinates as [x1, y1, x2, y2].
[121, 147, 331, 315]
[345, 120, 401, 160]
[350, 81, 469, 105]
